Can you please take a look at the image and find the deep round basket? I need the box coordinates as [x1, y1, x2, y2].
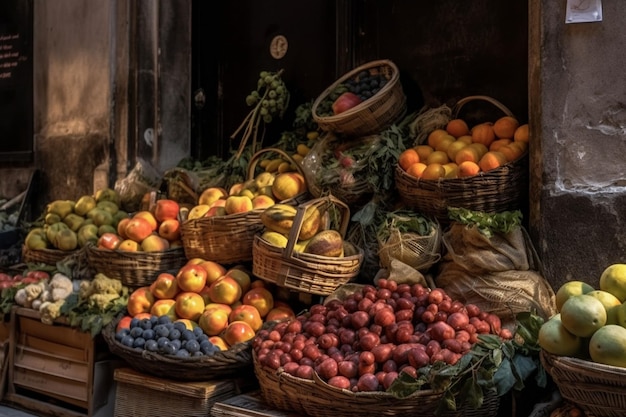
[540, 349, 626, 417]
[22, 245, 79, 266]
[311, 59, 406, 138]
[102, 314, 253, 381]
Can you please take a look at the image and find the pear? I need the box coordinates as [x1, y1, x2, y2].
[25, 228, 49, 250]
[46, 200, 76, 219]
[98, 224, 117, 236]
[45, 222, 69, 245]
[54, 228, 78, 251]
[95, 187, 121, 206]
[96, 200, 119, 215]
[63, 213, 85, 232]
[112, 210, 130, 226]
[77, 224, 99, 248]
[45, 212, 62, 225]
[87, 208, 114, 227]
[74, 195, 97, 216]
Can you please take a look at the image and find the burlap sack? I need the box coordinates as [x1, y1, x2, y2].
[436, 223, 557, 322]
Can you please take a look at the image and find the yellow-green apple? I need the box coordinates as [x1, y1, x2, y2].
[224, 195, 253, 215]
[209, 276, 243, 305]
[141, 234, 170, 252]
[88, 208, 114, 227]
[252, 195, 275, 210]
[175, 291, 205, 321]
[228, 182, 244, 196]
[176, 264, 208, 293]
[158, 218, 181, 241]
[133, 211, 158, 232]
[74, 195, 97, 217]
[118, 239, 141, 252]
[272, 172, 307, 201]
[229, 304, 263, 331]
[198, 187, 228, 206]
[96, 200, 119, 215]
[210, 199, 227, 208]
[208, 336, 229, 351]
[127, 286, 155, 317]
[186, 257, 206, 265]
[197, 260, 227, 285]
[154, 199, 180, 222]
[150, 299, 178, 321]
[242, 287, 274, 318]
[221, 320, 256, 346]
[206, 206, 227, 217]
[116, 217, 131, 239]
[198, 306, 229, 336]
[175, 319, 199, 331]
[124, 217, 153, 242]
[149, 272, 180, 299]
[225, 268, 252, 293]
[254, 172, 275, 188]
[187, 204, 210, 220]
[97, 232, 122, 250]
[204, 302, 232, 315]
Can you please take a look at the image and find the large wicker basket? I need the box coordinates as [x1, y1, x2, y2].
[102, 314, 253, 381]
[395, 96, 529, 224]
[85, 244, 187, 289]
[540, 349, 626, 417]
[22, 245, 79, 266]
[180, 148, 308, 265]
[254, 352, 499, 417]
[311, 59, 407, 138]
[252, 195, 363, 296]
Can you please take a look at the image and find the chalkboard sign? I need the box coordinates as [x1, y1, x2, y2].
[0, 0, 33, 162]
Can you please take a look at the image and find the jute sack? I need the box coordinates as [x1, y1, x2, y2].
[435, 223, 557, 323]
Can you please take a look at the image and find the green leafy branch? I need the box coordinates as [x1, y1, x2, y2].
[60, 288, 129, 337]
[447, 207, 523, 238]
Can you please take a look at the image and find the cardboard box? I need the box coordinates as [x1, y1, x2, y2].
[211, 391, 300, 417]
[113, 367, 241, 417]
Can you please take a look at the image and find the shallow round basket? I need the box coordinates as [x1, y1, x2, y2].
[180, 148, 309, 265]
[102, 315, 253, 381]
[252, 195, 363, 296]
[395, 96, 529, 225]
[22, 245, 80, 266]
[85, 244, 187, 289]
[540, 349, 626, 417]
[254, 352, 499, 417]
[312, 59, 407, 137]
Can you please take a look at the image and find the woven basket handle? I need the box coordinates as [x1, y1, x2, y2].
[282, 194, 350, 261]
[247, 147, 308, 187]
[453, 95, 515, 119]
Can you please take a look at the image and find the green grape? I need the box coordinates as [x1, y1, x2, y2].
[257, 79, 264, 89]
[261, 100, 269, 108]
[264, 75, 274, 85]
[263, 114, 273, 123]
[271, 80, 279, 89]
[276, 97, 284, 106]
[245, 95, 257, 106]
[268, 90, 277, 99]
[260, 107, 268, 116]
[275, 85, 284, 95]
[260, 71, 269, 79]
[269, 105, 277, 115]
[269, 99, 276, 107]
[251, 91, 260, 99]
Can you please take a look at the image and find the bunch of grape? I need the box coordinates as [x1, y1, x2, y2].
[115, 315, 221, 358]
[245, 70, 290, 124]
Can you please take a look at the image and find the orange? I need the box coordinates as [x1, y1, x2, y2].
[468, 143, 488, 159]
[478, 151, 507, 172]
[434, 135, 455, 153]
[471, 123, 496, 147]
[454, 146, 480, 165]
[499, 144, 524, 162]
[427, 129, 450, 149]
[398, 149, 420, 171]
[426, 150, 450, 165]
[514, 124, 529, 142]
[493, 116, 519, 139]
[489, 138, 512, 152]
[443, 163, 459, 179]
[414, 145, 434, 162]
[406, 162, 427, 179]
[445, 118, 470, 138]
[457, 135, 473, 145]
[446, 140, 467, 161]
[421, 163, 446, 180]
[457, 161, 480, 178]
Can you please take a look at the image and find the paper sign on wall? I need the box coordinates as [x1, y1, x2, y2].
[566, 0, 603, 23]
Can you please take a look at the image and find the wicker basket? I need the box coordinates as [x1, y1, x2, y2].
[85, 244, 187, 289]
[21, 245, 80, 266]
[102, 314, 253, 381]
[311, 59, 407, 138]
[540, 349, 626, 417]
[377, 219, 442, 273]
[252, 195, 363, 296]
[180, 148, 308, 265]
[395, 96, 529, 224]
[254, 352, 499, 417]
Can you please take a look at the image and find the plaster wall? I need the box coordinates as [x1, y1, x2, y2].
[530, 0, 626, 289]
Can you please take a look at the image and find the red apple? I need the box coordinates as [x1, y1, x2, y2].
[97, 232, 123, 250]
[158, 218, 181, 241]
[154, 199, 180, 222]
[149, 272, 180, 299]
[332, 92, 362, 115]
[124, 217, 154, 242]
[176, 264, 208, 293]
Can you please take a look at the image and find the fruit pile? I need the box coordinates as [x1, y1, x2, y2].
[116, 258, 296, 357]
[398, 116, 529, 180]
[316, 69, 390, 117]
[25, 188, 127, 252]
[539, 263, 626, 368]
[253, 279, 510, 392]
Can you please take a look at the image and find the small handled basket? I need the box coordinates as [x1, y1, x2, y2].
[395, 95, 529, 225]
[311, 59, 407, 138]
[252, 194, 363, 296]
[180, 148, 310, 265]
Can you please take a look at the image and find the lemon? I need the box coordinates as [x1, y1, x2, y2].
[599, 264, 626, 302]
[555, 280, 594, 312]
[538, 314, 582, 356]
[589, 324, 626, 367]
[560, 294, 607, 338]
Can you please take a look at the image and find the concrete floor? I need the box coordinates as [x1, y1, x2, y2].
[0, 405, 38, 417]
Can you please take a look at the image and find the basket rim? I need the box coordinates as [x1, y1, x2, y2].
[86, 243, 185, 257]
[541, 349, 626, 377]
[453, 95, 515, 119]
[247, 147, 309, 189]
[311, 59, 400, 122]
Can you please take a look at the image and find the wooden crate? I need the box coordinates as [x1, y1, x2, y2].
[211, 391, 301, 417]
[113, 367, 242, 417]
[3, 307, 122, 417]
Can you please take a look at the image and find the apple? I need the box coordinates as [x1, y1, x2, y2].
[209, 276, 243, 305]
[149, 272, 180, 299]
[26, 270, 50, 281]
[118, 239, 141, 252]
[97, 232, 123, 250]
[175, 319, 199, 331]
[206, 206, 227, 217]
[198, 285, 212, 305]
[198, 187, 228, 206]
[197, 260, 227, 285]
[127, 286, 155, 317]
[116, 217, 131, 239]
[228, 183, 244, 196]
[154, 199, 180, 222]
[224, 195, 253, 215]
[204, 302, 232, 315]
[221, 320, 256, 346]
[116, 315, 133, 333]
[187, 204, 211, 220]
[158, 218, 181, 241]
[225, 268, 252, 293]
[175, 291, 205, 321]
[133, 211, 158, 232]
[242, 287, 274, 318]
[198, 306, 230, 336]
[210, 199, 227, 208]
[251, 195, 275, 210]
[0, 273, 12, 282]
[150, 299, 178, 321]
[141, 234, 170, 252]
[266, 305, 296, 322]
[208, 336, 229, 351]
[229, 304, 263, 332]
[332, 92, 362, 115]
[176, 264, 208, 293]
[124, 217, 153, 242]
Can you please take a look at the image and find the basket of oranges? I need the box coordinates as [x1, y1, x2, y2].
[394, 95, 529, 225]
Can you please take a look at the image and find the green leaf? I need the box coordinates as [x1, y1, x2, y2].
[511, 353, 537, 382]
[436, 390, 457, 415]
[493, 358, 516, 395]
[462, 378, 484, 410]
[491, 348, 503, 367]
